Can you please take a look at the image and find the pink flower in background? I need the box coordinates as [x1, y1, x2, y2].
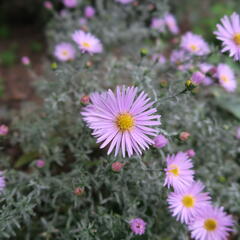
[21, 56, 30, 66]
[170, 50, 192, 70]
[236, 127, 240, 139]
[168, 181, 211, 224]
[164, 152, 194, 192]
[63, 0, 77, 8]
[36, 160, 45, 168]
[151, 18, 165, 32]
[164, 13, 179, 34]
[152, 54, 166, 64]
[81, 86, 161, 157]
[214, 12, 240, 61]
[129, 218, 147, 235]
[112, 162, 124, 172]
[54, 42, 75, 62]
[116, 0, 134, 4]
[154, 134, 168, 148]
[189, 206, 233, 240]
[44, 1, 53, 10]
[185, 149, 196, 158]
[72, 30, 103, 54]
[181, 32, 210, 56]
[0, 172, 6, 192]
[84, 6, 95, 19]
[217, 64, 237, 92]
[198, 63, 214, 85]
[191, 71, 205, 85]
[0, 125, 9, 136]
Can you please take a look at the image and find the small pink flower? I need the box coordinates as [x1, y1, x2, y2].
[179, 132, 190, 141]
[153, 134, 168, 148]
[111, 162, 124, 172]
[152, 54, 166, 64]
[84, 6, 95, 19]
[54, 42, 75, 62]
[63, 0, 77, 8]
[191, 71, 205, 85]
[164, 13, 179, 34]
[0, 125, 9, 136]
[151, 17, 165, 32]
[36, 160, 45, 168]
[21, 56, 30, 66]
[129, 218, 147, 235]
[44, 1, 53, 10]
[80, 95, 90, 104]
[185, 149, 196, 158]
[0, 172, 6, 192]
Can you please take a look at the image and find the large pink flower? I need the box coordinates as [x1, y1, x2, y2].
[81, 86, 161, 157]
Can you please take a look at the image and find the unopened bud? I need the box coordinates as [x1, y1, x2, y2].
[74, 187, 85, 196]
[179, 132, 190, 141]
[51, 62, 58, 70]
[160, 79, 168, 88]
[140, 48, 148, 57]
[85, 61, 93, 68]
[112, 162, 124, 172]
[36, 159, 45, 168]
[185, 80, 196, 91]
[81, 95, 90, 104]
[185, 149, 195, 158]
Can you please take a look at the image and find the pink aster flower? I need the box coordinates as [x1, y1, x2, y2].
[81, 86, 161, 157]
[116, 0, 134, 4]
[63, 0, 77, 8]
[236, 126, 240, 139]
[21, 56, 30, 66]
[164, 13, 179, 34]
[214, 12, 240, 61]
[198, 63, 214, 85]
[44, 1, 53, 10]
[217, 64, 237, 92]
[188, 205, 234, 240]
[0, 125, 9, 136]
[185, 149, 196, 158]
[54, 42, 75, 62]
[0, 172, 6, 192]
[154, 134, 168, 148]
[164, 152, 194, 192]
[170, 50, 192, 71]
[168, 181, 211, 224]
[181, 32, 210, 56]
[151, 18, 165, 32]
[191, 71, 206, 85]
[129, 218, 146, 235]
[84, 6, 95, 19]
[72, 30, 103, 54]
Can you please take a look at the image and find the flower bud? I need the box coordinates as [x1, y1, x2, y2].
[179, 132, 190, 141]
[21, 56, 31, 66]
[112, 162, 124, 172]
[85, 61, 93, 68]
[140, 48, 148, 57]
[160, 79, 168, 88]
[153, 134, 168, 148]
[74, 187, 85, 196]
[81, 95, 90, 104]
[51, 62, 58, 70]
[36, 159, 45, 168]
[185, 80, 196, 91]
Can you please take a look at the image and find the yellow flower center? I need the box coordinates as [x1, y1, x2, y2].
[220, 75, 229, 83]
[62, 50, 69, 56]
[168, 164, 179, 176]
[204, 218, 217, 231]
[116, 113, 134, 131]
[82, 42, 91, 48]
[189, 44, 199, 52]
[233, 33, 240, 45]
[181, 195, 195, 208]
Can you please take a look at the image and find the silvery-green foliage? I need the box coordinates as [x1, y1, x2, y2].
[0, 1, 240, 239]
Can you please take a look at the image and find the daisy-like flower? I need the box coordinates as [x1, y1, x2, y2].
[180, 32, 210, 56]
[164, 152, 194, 192]
[129, 218, 147, 235]
[216, 64, 237, 92]
[214, 12, 240, 61]
[81, 86, 161, 157]
[151, 18, 165, 32]
[72, 30, 103, 54]
[168, 181, 211, 224]
[164, 13, 179, 34]
[189, 205, 234, 240]
[0, 172, 6, 192]
[63, 0, 77, 8]
[115, 0, 134, 4]
[54, 42, 75, 62]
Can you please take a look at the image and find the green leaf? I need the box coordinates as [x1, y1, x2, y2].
[14, 152, 39, 168]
